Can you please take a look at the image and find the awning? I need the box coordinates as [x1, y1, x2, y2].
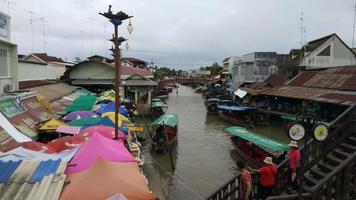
[225, 126, 289, 151]
[60, 158, 156, 200]
[217, 105, 255, 111]
[151, 114, 178, 127]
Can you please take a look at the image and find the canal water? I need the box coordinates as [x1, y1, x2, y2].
[142, 85, 289, 200]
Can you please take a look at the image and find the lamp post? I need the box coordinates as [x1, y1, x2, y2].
[100, 5, 133, 140]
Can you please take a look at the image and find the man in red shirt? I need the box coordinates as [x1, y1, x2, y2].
[288, 140, 301, 193]
[237, 161, 252, 200]
[249, 157, 277, 200]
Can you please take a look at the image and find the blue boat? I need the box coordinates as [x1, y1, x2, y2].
[217, 105, 267, 128]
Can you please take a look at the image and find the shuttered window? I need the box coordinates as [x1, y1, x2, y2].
[0, 49, 8, 77]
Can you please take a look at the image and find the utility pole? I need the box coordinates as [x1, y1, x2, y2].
[2, 0, 15, 15]
[100, 5, 133, 140]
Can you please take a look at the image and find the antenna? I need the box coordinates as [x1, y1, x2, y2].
[352, 0, 356, 49]
[1, 0, 15, 15]
[89, 18, 95, 55]
[37, 17, 47, 52]
[102, 24, 108, 56]
[299, 12, 306, 47]
[24, 10, 36, 52]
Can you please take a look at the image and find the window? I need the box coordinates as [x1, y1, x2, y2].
[0, 49, 8, 76]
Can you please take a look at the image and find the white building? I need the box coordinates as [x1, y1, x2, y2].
[0, 11, 18, 94]
[294, 33, 356, 70]
[233, 52, 282, 85]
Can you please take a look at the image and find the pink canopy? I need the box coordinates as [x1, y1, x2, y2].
[78, 125, 126, 141]
[65, 132, 135, 174]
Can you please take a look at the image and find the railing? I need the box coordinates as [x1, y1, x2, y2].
[310, 152, 356, 199]
[206, 105, 356, 200]
[206, 174, 259, 200]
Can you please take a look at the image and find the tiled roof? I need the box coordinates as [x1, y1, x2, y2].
[0, 159, 67, 200]
[33, 53, 66, 63]
[109, 63, 153, 76]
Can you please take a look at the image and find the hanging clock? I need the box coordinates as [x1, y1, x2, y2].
[313, 123, 329, 142]
[288, 123, 305, 141]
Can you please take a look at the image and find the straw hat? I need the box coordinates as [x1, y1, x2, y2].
[263, 157, 274, 165]
[288, 140, 299, 148]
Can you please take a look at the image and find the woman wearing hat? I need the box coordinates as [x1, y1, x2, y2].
[288, 140, 301, 193]
[248, 156, 277, 200]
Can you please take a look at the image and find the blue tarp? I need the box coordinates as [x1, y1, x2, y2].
[29, 159, 61, 183]
[96, 102, 129, 117]
[0, 160, 22, 183]
[217, 105, 255, 111]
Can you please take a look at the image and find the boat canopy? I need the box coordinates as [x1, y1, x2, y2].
[206, 98, 221, 103]
[281, 115, 296, 121]
[217, 105, 255, 111]
[225, 126, 289, 151]
[151, 101, 168, 108]
[151, 114, 178, 127]
[152, 98, 161, 103]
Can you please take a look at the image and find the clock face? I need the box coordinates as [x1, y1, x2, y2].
[288, 123, 305, 141]
[313, 124, 328, 141]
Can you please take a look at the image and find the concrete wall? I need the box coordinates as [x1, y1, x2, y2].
[0, 41, 18, 94]
[18, 61, 56, 81]
[70, 62, 114, 79]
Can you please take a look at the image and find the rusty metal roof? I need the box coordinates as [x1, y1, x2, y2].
[28, 83, 78, 102]
[260, 85, 356, 105]
[288, 66, 356, 91]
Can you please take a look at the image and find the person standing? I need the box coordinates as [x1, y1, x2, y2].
[288, 140, 301, 193]
[237, 161, 252, 200]
[249, 157, 277, 200]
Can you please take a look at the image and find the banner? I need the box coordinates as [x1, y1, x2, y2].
[0, 12, 9, 41]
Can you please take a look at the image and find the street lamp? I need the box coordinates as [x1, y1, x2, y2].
[100, 5, 133, 140]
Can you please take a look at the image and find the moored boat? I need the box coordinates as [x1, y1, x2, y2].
[226, 126, 289, 168]
[217, 105, 256, 128]
[205, 98, 221, 112]
[151, 101, 168, 120]
[151, 114, 178, 153]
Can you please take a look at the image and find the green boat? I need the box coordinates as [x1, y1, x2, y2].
[151, 102, 168, 120]
[226, 126, 289, 167]
[151, 114, 178, 153]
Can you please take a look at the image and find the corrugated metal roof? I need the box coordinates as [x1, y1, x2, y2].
[28, 83, 78, 102]
[0, 160, 22, 183]
[0, 159, 67, 200]
[260, 85, 356, 105]
[288, 66, 356, 90]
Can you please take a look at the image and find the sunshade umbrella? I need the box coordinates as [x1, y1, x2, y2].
[66, 117, 101, 127]
[101, 112, 129, 127]
[48, 135, 89, 153]
[78, 125, 126, 141]
[60, 158, 156, 200]
[56, 125, 82, 135]
[96, 99, 112, 105]
[94, 117, 116, 127]
[96, 102, 129, 117]
[64, 132, 135, 174]
[39, 119, 65, 131]
[20, 141, 56, 153]
[62, 111, 99, 122]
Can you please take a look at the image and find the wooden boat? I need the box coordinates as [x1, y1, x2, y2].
[151, 101, 168, 120]
[218, 105, 269, 128]
[151, 114, 178, 153]
[195, 86, 203, 93]
[205, 98, 221, 112]
[226, 126, 289, 168]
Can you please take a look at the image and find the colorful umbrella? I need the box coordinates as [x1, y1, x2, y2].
[60, 158, 156, 200]
[96, 102, 129, 117]
[101, 112, 129, 127]
[65, 133, 135, 174]
[39, 119, 65, 131]
[48, 135, 89, 152]
[78, 125, 126, 141]
[62, 111, 99, 122]
[66, 118, 101, 127]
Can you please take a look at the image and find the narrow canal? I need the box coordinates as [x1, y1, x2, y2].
[142, 85, 289, 200]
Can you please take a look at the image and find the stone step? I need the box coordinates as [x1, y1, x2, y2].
[317, 162, 334, 173]
[324, 154, 343, 166]
[331, 148, 350, 160]
[309, 167, 327, 180]
[339, 143, 356, 153]
[304, 174, 319, 187]
[347, 136, 356, 146]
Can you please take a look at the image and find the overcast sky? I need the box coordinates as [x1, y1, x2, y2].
[2, 0, 356, 69]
